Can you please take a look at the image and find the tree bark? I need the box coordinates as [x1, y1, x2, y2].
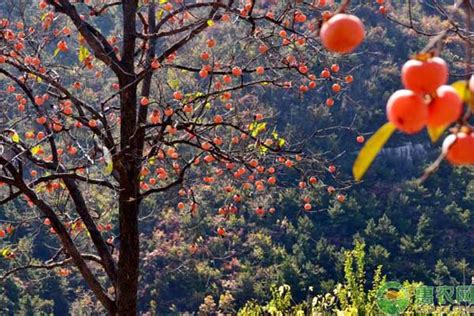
[116, 76, 141, 315]
[116, 189, 140, 315]
[116, 74, 140, 315]
[116, 1, 140, 314]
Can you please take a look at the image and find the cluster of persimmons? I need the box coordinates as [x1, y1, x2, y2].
[386, 55, 474, 165]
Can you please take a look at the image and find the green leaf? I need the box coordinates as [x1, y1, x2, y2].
[169, 80, 180, 90]
[103, 147, 113, 176]
[353, 122, 396, 182]
[53, 48, 61, 57]
[427, 125, 447, 143]
[78, 45, 90, 62]
[167, 69, 180, 90]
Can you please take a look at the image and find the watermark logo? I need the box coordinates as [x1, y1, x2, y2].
[376, 281, 474, 315]
[376, 281, 410, 315]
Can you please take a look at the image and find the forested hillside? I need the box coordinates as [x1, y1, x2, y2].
[0, 0, 473, 315]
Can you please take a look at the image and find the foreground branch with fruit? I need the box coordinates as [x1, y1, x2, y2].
[353, 1, 473, 181]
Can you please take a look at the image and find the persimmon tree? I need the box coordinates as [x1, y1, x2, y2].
[0, 0, 366, 314]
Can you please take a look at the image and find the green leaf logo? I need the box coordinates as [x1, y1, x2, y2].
[376, 281, 410, 315]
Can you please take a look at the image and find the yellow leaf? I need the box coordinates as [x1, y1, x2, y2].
[31, 145, 41, 156]
[427, 125, 447, 143]
[11, 132, 20, 143]
[207, 20, 215, 27]
[78, 45, 90, 62]
[30, 74, 42, 83]
[451, 80, 472, 106]
[156, 9, 164, 20]
[278, 138, 285, 147]
[249, 122, 267, 137]
[258, 144, 269, 155]
[53, 48, 61, 57]
[353, 122, 396, 182]
[104, 162, 113, 176]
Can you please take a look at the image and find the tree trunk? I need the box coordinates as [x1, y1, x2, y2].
[116, 1, 140, 314]
[116, 190, 140, 315]
[116, 77, 140, 315]
[116, 75, 140, 315]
